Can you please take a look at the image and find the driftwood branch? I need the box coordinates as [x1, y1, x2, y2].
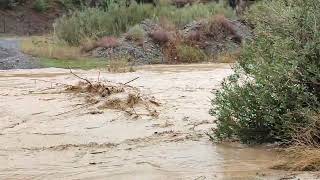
[124, 77, 140, 85]
[68, 66, 93, 86]
[97, 71, 101, 82]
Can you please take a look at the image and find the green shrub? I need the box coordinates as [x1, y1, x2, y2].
[211, 0, 320, 144]
[176, 44, 207, 63]
[33, 0, 49, 12]
[55, 2, 154, 46]
[126, 25, 145, 42]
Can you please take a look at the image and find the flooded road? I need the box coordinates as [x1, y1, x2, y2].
[0, 64, 317, 179]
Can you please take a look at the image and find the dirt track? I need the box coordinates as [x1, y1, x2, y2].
[0, 64, 317, 179]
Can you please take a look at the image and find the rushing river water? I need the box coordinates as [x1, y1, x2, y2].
[0, 64, 317, 179]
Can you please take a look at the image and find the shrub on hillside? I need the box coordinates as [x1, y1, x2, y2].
[55, 2, 154, 46]
[126, 25, 145, 43]
[176, 44, 207, 63]
[211, 0, 320, 144]
[149, 29, 170, 45]
[204, 15, 239, 42]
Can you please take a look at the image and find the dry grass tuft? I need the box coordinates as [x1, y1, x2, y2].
[187, 31, 201, 42]
[215, 51, 240, 63]
[149, 29, 170, 45]
[162, 32, 182, 64]
[293, 114, 320, 148]
[81, 36, 120, 52]
[21, 36, 81, 60]
[158, 17, 177, 31]
[273, 147, 320, 171]
[204, 15, 241, 43]
[273, 114, 320, 171]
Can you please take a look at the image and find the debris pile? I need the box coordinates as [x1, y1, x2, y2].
[66, 76, 160, 118]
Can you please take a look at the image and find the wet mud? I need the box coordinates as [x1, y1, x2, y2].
[0, 64, 318, 179]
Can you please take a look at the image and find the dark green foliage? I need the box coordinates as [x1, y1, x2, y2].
[33, 0, 49, 12]
[211, 0, 320, 144]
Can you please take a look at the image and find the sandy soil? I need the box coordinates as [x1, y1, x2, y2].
[0, 64, 318, 180]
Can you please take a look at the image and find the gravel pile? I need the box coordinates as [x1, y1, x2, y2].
[93, 18, 252, 64]
[92, 20, 164, 65]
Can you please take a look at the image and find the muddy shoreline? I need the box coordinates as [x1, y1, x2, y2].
[0, 65, 318, 179]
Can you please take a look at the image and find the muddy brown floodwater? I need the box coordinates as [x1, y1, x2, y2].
[0, 64, 318, 180]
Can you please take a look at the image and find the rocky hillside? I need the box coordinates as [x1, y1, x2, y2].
[90, 17, 251, 65]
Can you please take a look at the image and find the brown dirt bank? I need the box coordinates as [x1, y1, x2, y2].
[0, 1, 63, 36]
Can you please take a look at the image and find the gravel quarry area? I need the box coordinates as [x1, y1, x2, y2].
[0, 64, 318, 179]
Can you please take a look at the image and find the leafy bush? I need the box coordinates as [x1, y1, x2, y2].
[211, 0, 320, 144]
[176, 44, 207, 63]
[33, 0, 49, 12]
